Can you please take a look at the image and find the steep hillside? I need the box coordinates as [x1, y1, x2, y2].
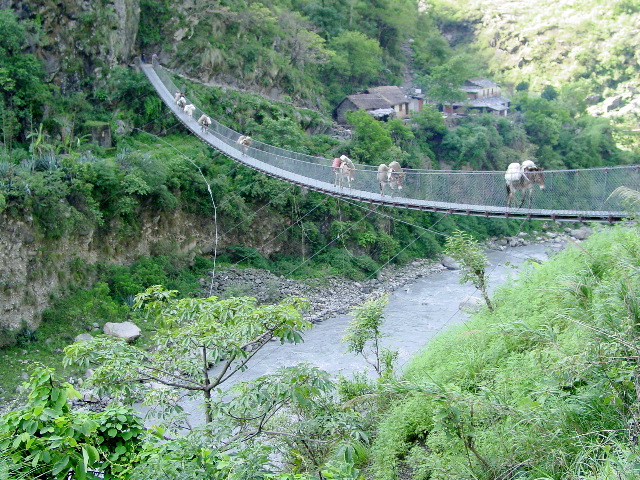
[448, 0, 640, 127]
[1, 0, 638, 340]
[2, 0, 140, 92]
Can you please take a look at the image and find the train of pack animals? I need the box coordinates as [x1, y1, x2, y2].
[173, 91, 545, 207]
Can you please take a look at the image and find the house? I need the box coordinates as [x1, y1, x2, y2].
[334, 79, 509, 124]
[365, 86, 411, 119]
[407, 88, 425, 114]
[334, 86, 410, 124]
[441, 78, 510, 117]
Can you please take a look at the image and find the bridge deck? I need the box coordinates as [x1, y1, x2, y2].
[141, 60, 639, 223]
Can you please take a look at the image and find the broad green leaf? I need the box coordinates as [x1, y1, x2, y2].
[51, 455, 70, 476]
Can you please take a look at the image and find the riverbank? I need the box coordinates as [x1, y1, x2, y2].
[175, 235, 581, 425]
[0, 224, 588, 411]
[204, 225, 584, 324]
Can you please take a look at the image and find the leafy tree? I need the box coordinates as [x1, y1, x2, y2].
[249, 116, 308, 151]
[444, 230, 493, 311]
[540, 84, 558, 101]
[325, 31, 383, 90]
[384, 118, 414, 150]
[293, 0, 350, 41]
[0, 9, 49, 147]
[559, 116, 621, 169]
[410, 107, 447, 144]
[63, 287, 372, 478]
[64, 286, 312, 425]
[344, 110, 392, 164]
[416, 54, 474, 105]
[276, 10, 329, 70]
[353, 0, 417, 51]
[0, 366, 146, 479]
[343, 294, 398, 377]
[411, 16, 452, 74]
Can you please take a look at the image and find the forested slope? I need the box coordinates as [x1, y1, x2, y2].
[0, 0, 638, 339]
[442, 0, 640, 139]
[1, 0, 640, 478]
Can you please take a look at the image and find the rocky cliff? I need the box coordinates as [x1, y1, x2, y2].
[3, 0, 140, 91]
[0, 206, 290, 340]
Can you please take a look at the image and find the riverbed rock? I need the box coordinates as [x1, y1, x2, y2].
[570, 227, 591, 240]
[459, 296, 483, 312]
[440, 256, 460, 270]
[103, 321, 141, 342]
[74, 333, 94, 343]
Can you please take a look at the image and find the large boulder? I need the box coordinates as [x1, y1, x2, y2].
[459, 296, 483, 312]
[103, 321, 141, 343]
[74, 333, 94, 343]
[570, 227, 592, 240]
[440, 256, 460, 270]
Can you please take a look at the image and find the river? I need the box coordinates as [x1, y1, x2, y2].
[175, 241, 562, 424]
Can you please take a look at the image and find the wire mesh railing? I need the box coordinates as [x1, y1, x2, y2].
[142, 58, 640, 222]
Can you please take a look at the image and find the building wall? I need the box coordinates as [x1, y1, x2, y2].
[335, 99, 359, 124]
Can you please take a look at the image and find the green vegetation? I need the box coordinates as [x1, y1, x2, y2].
[0, 366, 146, 479]
[0, 256, 214, 403]
[448, 0, 640, 149]
[1, 0, 640, 475]
[7, 223, 640, 478]
[371, 224, 640, 479]
[58, 287, 372, 479]
[64, 286, 312, 423]
[343, 294, 398, 378]
[444, 230, 493, 311]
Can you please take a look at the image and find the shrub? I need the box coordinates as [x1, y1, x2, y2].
[224, 244, 270, 269]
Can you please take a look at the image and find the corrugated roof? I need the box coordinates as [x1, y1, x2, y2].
[365, 86, 408, 106]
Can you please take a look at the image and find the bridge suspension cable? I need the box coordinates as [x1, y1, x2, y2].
[141, 59, 640, 223]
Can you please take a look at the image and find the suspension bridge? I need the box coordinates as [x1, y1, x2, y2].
[141, 59, 640, 223]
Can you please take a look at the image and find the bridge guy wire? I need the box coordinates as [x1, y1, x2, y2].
[133, 127, 220, 296]
[136, 60, 624, 386]
[125, 69, 337, 251]
[137, 62, 593, 337]
[222, 196, 331, 268]
[132, 60, 589, 272]
[332, 198, 564, 374]
[131, 121, 374, 291]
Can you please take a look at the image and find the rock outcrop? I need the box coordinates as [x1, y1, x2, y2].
[0, 206, 290, 338]
[103, 321, 141, 342]
[3, 0, 140, 92]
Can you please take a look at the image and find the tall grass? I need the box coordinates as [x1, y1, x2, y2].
[370, 224, 640, 479]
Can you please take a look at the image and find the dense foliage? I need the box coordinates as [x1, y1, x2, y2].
[1, 0, 640, 476]
[7, 224, 640, 478]
[371, 224, 640, 479]
[446, 0, 640, 150]
[0, 367, 146, 479]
